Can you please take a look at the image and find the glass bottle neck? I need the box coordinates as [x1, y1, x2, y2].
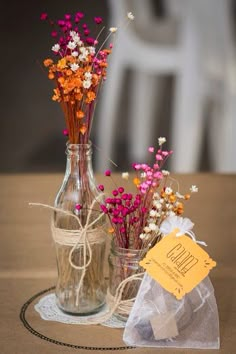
[65, 143, 94, 178]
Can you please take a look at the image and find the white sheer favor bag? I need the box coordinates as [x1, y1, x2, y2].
[123, 273, 220, 349]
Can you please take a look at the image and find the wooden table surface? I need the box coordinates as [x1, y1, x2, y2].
[0, 173, 235, 354]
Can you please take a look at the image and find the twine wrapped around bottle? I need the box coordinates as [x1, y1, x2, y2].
[29, 201, 145, 324]
[29, 200, 105, 307]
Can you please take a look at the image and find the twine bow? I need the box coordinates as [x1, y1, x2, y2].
[29, 198, 105, 306]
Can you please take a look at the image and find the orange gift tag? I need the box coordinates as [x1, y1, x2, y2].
[140, 228, 216, 300]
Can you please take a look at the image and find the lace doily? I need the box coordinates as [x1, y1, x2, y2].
[35, 293, 126, 329]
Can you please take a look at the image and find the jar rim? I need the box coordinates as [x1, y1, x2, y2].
[111, 239, 148, 257]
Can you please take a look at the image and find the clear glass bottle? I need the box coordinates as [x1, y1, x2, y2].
[108, 241, 146, 322]
[53, 143, 107, 315]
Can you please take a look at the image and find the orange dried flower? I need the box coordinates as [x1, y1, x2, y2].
[48, 72, 55, 80]
[66, 69, 72, 76]
[58, 77, 65, 85]
[169, 195, 176, 203]
[44, 58, 53, 67]
[79, 125, 87, 135]
[57, 58, 67, 70]
[92, 74, 99, 86]
[133, 177, 140, 186]
[76, 110, 85, 119]
[86, 91, 96, 103]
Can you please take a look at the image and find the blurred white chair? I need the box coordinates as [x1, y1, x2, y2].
[170, 0, 236, 172]
[96, 0, 236, 172]
[96, 0, 181, 171]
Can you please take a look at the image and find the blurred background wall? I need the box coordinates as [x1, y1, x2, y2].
[0, 0, 235, 173]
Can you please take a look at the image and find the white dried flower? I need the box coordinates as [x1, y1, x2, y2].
[52, 44, 60, 52]
[153, 201, 162, 209]
[79, 54, 87, 62]
[67, 41, 77, 50]
[88, 46, 96, 55]
[80, 47, 88, 54]
[83, 80, 92, 89]
[140, 172, 146, 178]
[122, 172, 129, 180]
[162, 170, 170, 176]
[109, 27, 118, 33]
[85, 72, 92, 80]
[144, 226, 151, 233]
[139, 233, 146, 240]
[165, 187, 173, 195]
[149, 209, 157, 217]
[190, 185, 198, 193]
[149, 223, 158, 231]
[70, 63, 79, 72]
[127, 12, 135, 20]
[71, 51, 79, 57]
[153, 192, 160, 199]
[70, 31, 81, 44]
[158, 137, 166, 146]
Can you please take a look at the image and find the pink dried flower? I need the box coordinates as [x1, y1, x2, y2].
[86, 37, 95, 45]
[75, 204, 82, 210]
[64, 14, 71, 20]
[156, 154, 163, 161]
[40, 13, 48, 21]
[84, 29, 90, 36]
[76, 12, 84, 19]
[94, 17, 103, 24]
[51, 31, 57, 37]
[118, 187, 124, 194]
[105, 170, 111, 176]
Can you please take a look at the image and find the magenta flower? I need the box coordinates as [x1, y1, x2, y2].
[76, 12, 84, 19]
[84, 29, 90, 36]
[51, 31, 58, 37]
[58, 20, 65, 27]
[105, 169, 111, 176]
[40, 13, 48, 21]
[100, 205, 108, 214]
[156, 154, 163, 161]
[75, 204, 82, 210]
[63, 129, 69, 136]
[86, 37, 95, 45]
[64, 14, 71, 20]
[98, 184, 104, 191]
[94, 17, 103, 24]
[118, 187, 124, 194]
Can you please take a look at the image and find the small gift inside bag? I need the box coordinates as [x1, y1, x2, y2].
[123, 273, 220, 349]
[123, 216, 220, 349]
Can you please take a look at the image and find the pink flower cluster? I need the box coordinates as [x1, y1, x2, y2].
[99, 143, 173, 249]
[40, 12, 103, 56]
[40, 11, 104, 54]
[100, 179, 147, 249]
[133, 147, 173, 194]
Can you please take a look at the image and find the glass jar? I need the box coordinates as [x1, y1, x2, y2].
[53, 143, 107, 315]
[108, 241, 146, 322]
